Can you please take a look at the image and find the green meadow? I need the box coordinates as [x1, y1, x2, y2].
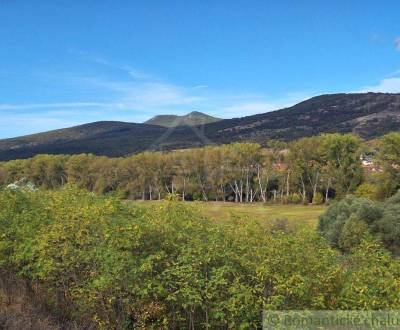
[133, 201, 326, 227]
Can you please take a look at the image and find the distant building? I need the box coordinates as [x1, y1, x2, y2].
[360, 155, 382, 173]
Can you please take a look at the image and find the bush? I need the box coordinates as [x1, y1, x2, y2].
[337, 237, 400, 309]
[318, 192, 400, 254]
[375, 203, 400, 255]
[338, 215, 369, 252]
[318, 196, 382, 250]
[355, 183, 379, 200]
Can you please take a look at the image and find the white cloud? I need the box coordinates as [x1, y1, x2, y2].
[358, 77, 400, 93]
[68, 52, 310, 117]
[0, 102, 126, 111]
[0, 113, 81, 138]
[67, 76, 204, 115]
[386, 69, 400, 78]
[0, 51, 316, 138]
[123, 82, 203, 108]
[65, 52, 312, 118]
[191, 85, 208, 90]
[70, 49, 156, 81]
[1, 71, 311, 124]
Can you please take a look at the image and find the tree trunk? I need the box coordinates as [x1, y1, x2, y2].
[245, 173, 250, 203]
[182, 178, 186, 201]
[239, 181, 243, 203]
[286, 170, 291, 197]
[325, 178, 331, 203]
[300, 176, 306, 203]
[257, 169, 267, 203]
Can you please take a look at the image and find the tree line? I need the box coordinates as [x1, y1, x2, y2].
[1, 132, 400, 203]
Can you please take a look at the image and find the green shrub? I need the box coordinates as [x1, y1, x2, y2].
[318, 196, 382, 250]
[355, 183, 379, 200]
[318, 192, 400, 254]
[338, 215, 369, 252]
[375, 203, 400, 255]
[338, 237, 400, 309]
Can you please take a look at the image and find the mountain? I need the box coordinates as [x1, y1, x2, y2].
[1, 93, 400, 160]
[201, 92, 400, 144]
[145, 111, 222, 127]
[0, 122, 170, 160]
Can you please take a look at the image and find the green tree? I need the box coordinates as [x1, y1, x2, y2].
[289, 136, 323, 203]
[321, 134, 363, 197]
[377, 132, 400, 197]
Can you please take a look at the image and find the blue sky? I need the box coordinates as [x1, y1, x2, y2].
[0, 1, 400, 138]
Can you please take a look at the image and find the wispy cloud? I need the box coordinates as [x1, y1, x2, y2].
[68, 51, 310, 116]
[192, 85, 208, 90]
[69, 49, 156, 81]
[123, 82, 203, 108]
[0, 113, 81, 138]
[386, 69, 400, 78]
[358, 77, 400, 93]
[0, 102, 126, 111]
[0, 51, 313, 138]
[66, 76, 205, 114]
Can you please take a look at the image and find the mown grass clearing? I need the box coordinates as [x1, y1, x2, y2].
[132, 201, 326, 227]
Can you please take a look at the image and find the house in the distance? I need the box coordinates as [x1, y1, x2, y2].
[360, 155, 382, 173]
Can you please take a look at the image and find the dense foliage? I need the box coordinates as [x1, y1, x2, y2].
[0, 133, 384, 204]
[318, 191, 400, 254]
[1, 187, 400, 329]
[2, 132, 400, 203]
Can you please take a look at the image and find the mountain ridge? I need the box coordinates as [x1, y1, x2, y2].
[145, 111, 222, 127]
[1, 92, 400, 160]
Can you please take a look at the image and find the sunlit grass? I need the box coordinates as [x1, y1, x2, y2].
[132, 200, 326, 228]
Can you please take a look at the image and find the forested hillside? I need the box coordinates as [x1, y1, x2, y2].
[1, 93, 399, 160]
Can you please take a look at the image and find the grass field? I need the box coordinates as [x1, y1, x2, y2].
[133, 201, 327, 228]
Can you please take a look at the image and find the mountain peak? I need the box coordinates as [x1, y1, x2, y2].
[145, 111, 221, 128]
[187, 111, 205, 116]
